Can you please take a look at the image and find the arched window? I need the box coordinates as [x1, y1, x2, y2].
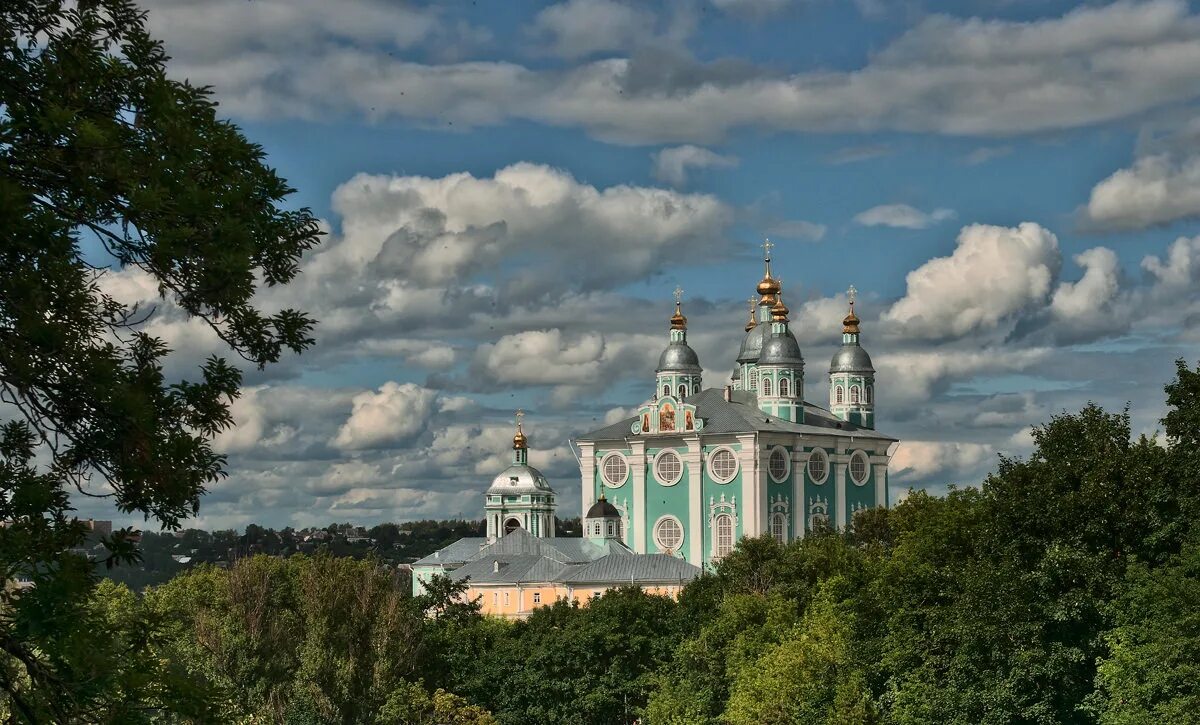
[779, 378, 790, 396]
[850, 385, 860, 404]
[762, 377, 772, 396]
[714, 514, 734, 558]
[678, 384, 687, 399]
[692, 384, 700, 396]
[835, 385, 844, 404]
[749, 368, 759, 391]
[866, 385, 873, 404]
[770, 513, 787, 544]
[663, 384, 670, 398]
[504, 518, 521, 535]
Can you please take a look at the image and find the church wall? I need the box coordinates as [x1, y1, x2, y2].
[700, 440, 744, 565]
[762, 439, 796, 544]
[802, 442, 836, 534]
[643, 445, 691, 558]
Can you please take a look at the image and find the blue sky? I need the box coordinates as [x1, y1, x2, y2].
[79, 0, 1200, 530]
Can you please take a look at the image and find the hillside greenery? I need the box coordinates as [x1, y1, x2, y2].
[13, 358, 1193, 724]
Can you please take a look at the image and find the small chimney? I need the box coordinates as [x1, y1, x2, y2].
[724, 385, 732, 402]
[493, 560, 500, 573]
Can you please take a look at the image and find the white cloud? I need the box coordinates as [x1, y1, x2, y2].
[1084, 154, 1200, 229]
[652, 145, 739, 186]
[853, 204, 955, 230]
[883, 222, 1061, 339]
[332, 382, 437, 450]
[1050, 247, 1124, 328]
[711, 0, 793, 20]
[1142, 234, 1200, 289]
[527, 0, 658, 59]
[890, 440, 995, 481]
[144, 0, 1200, 143]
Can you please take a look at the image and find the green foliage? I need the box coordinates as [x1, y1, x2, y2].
[1, 0, 320, 719]
[1091, 537, 1200, 723]
[147, 554, 447, 723]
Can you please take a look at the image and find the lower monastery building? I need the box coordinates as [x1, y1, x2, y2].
[413, 245, 896, 614]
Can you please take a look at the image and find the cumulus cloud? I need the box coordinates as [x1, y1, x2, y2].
[332, 382, 437, 450]
[1050, 247, 1126, 332]
[143, 0, 1200, 143]
[1142, 234, 1200, 289]
[883, 222, 1061, 339]
[1084, 154, 1200, 230]
[652, 145, 739, 186]
[853, 204, 955, 229]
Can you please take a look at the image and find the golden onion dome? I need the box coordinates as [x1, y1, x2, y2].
[771, 291, 790, 321]
[512, 427, 528, 450]
[670, 301, 687, 330]
[842, 301, 861, 334]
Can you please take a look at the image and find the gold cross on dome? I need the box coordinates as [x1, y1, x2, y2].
[673, 286, 684, 304]
[762, 238, 774, 261]
[515, 409, 524, 427]
[847, 285, 857, 306]
[747, 296, 756, 310]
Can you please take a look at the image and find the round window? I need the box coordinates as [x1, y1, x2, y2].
[849, 451, 869, 485]
[768, 446, 789, 483]
[600, 452, 628, 487]
[708, 448, 739, 483]
[654, 516, 683, 552]
[807, 449, 828, 485]
[655, 450, 683, 485]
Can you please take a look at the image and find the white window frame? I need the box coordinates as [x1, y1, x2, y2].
[762, 377, 772, 396]
[713, 513, 735, 559]
[533, 592, 541, 604]
[849, 450, 870, 486]
[678, 383, 687, 399]
[807, 448, 829, 485]
[835, 385, 844, 404]
[706, 446, 740, 484]
[767, 445, 790, 483]
[653, 515, 684, 553]
[653, 448, 684, 486]
[779, 377, 790, 397]
[749, 367, 759, 391]
[866, 384, 873, 404]
[770, 512, 787, 544]
[599, 451, 629, 488]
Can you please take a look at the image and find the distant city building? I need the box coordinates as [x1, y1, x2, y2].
[413, 415, 701, 617]
[83, 519, 113, 537]
[574, 243, 896, 568]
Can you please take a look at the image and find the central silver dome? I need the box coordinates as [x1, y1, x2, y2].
[657, 342, 702, 373]
[758, 331, 803, 366]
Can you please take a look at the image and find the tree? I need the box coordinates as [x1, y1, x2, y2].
[1, 0, 320, 718]
[1091, 537, 1200, 724]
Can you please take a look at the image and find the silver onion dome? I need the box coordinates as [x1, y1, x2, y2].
[758, 331, 804, 366]
[657, 342, 702, 373]
[830, 344, 874, 373]
[487, 464, 554, 494]
[736, 323, 771, 363]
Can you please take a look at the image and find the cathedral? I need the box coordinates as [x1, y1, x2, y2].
[412, 244, 895, 612]
[574, 244, 896, 567]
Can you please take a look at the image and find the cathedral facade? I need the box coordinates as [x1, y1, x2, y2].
[575, 247, 897, 568]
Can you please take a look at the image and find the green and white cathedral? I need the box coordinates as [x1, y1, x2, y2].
[575, 248, 897, 567]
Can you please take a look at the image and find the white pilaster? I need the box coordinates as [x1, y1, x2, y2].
[630, 439, 647, 553]
[736, 433, 758, 536]
[874, 463, 888, 509]
[685, 436, 702, 563]
[835, 448, 847, 530]
[793, 445, 806, 540]
[579, 442, 595, 519]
